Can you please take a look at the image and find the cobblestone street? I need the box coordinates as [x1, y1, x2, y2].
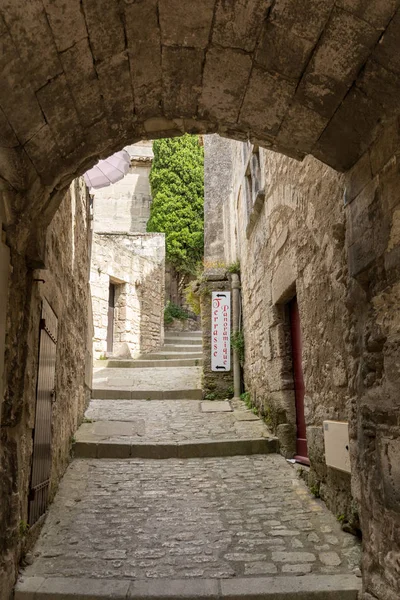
[17, 348, 361, 599]
[23, 455, 360, 582]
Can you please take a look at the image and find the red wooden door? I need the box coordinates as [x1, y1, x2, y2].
[289, 297, 308, 463]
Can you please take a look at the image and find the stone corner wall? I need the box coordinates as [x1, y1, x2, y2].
[0, 178, 91, 599]
[200, 268, 233, 400]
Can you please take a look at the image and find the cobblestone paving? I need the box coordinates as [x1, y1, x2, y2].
[24, 455, 360, 581]
[77, 399, 272, 443]
[93, 366, 202, 391]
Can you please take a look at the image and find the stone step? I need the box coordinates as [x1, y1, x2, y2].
[164, 330, 202, 337]
[15, 574, 361, 599]
[96, 358, 203, 368]
[158, 344, 202, 353]
[140, 351, 203, 359]
[92, 388, 202, 400]
[163, 337, 202, 345]
[74, 436, 279, 459]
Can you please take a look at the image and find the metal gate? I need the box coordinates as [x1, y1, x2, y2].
[28, 298, 58, 526]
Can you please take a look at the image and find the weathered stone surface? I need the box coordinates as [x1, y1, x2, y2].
[159, 0, 215, 48]
[82, 0, 125, 62]
[256, 23, 315, 81]
[0, 0, 62, 89]
[60, 38, 104, 128]
[125, 0, 162, 117]
[239, 67, 296, 136]
[42, 0, 88, 52]
[213, 0, 271, 52]
[162, 47, 203, 119]
[36, 74, 83, 156]
[199, 48, 252, 123]
[96, 53, 134, 132]
[0, 33, 45, 145]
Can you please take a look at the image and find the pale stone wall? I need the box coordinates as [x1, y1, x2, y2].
[90, 232, 165, 359]
[90, 142, 165, 360]
[93, 142, 153, 235]
[0, 178, 91, 599]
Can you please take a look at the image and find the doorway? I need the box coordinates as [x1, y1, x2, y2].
[289, 297, 309, 464]
[107, 282, 116, 354]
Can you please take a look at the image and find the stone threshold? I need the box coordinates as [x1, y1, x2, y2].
[92, 389, 203, 400]
[15, 574, 361, 599]
[74, 437, 279, 459]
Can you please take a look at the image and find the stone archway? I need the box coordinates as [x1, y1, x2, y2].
[1, 0, 400, 235]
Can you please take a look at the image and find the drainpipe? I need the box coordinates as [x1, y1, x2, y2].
[231, 273, 241, 400]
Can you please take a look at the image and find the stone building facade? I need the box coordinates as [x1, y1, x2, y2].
[204, 122, 400, 600]
[0, 179, 92, 598]
[90, 143, 165, 359]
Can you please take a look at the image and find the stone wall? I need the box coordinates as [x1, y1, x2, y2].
[204, 135, 353, 520]
[90, 233, 165, 359]
[344, 118, 400, 600]
[204, 127, 400, 599]
[0, 178, 91, 599]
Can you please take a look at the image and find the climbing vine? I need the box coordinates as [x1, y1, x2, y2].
[147, 135, 204, 276]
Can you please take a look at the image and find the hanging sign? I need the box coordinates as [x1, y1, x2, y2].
[211, 292, 231, 372]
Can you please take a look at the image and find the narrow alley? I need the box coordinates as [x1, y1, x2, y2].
[15, 332, 361, 599]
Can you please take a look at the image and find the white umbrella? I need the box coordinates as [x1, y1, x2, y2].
[84, 150, 131, 190]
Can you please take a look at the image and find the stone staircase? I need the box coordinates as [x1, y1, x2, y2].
[15, 332, 361, 600]
[95, 331, 203, 369]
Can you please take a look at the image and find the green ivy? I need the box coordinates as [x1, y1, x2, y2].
[147, 135, 204, 276]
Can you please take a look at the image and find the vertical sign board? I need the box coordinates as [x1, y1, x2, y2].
[211, 292, 231, 372]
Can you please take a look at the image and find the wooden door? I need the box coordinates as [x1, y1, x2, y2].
[289, 297, 308, 463]
[28, 299, 58, 525]
[107, 283, 115, 354]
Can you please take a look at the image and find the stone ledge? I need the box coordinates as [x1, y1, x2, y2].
[15, 574, 361, 599]
[74, 437, 279, 460]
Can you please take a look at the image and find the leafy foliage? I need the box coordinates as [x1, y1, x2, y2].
[164, 301, 189, 324]
[147, 135, 204, 276]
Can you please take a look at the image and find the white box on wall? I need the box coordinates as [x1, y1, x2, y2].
[323, 420, 351, 474]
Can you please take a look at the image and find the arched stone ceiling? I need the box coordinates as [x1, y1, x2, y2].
[1, 0, 400, 202]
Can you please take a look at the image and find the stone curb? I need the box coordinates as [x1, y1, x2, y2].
[97, 359, 203, 368]
[73, 437, 279, 459]
[91, 389, 203, 400]
[15, 574, 361, 599]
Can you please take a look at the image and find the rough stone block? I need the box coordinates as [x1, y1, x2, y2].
[256, 23, 314, 81]
[24, 125, 62, 185]
[159, 0, 215, 48]
[1, 0, 63, 90]
[371, 8, 400, 75]
[96, 53, 134, 131]
[83, 0, 125, 62]
[162, 47, 203, 118]
[0, 33, 45, 145]
[36, 74, 83, 156]
[269, 0, 334, 41]
[42, 0, 88, 52]
[276, 102, 328, 155]
[60, 38, 104, 128]
[336, 0, 399, 29]
[240, 67, 296, 136]
[369, 118, 400, 177]
[128, 578, 218, 599]
[199, 48, 252, 123]
[344, 150, 373, 204]
[125, 0, 162, 117]
[213, 0, 272, 52]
